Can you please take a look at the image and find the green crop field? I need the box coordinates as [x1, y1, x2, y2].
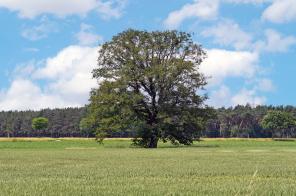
[1, 138, 296, 195]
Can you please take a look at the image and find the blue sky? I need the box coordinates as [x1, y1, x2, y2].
[0, 0, 295, 110]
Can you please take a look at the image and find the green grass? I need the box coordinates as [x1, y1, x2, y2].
[1, 139, 296, 195]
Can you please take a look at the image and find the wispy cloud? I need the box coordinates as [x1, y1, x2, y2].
[202, 19, 253, 50]
[21, 17, 58, 41]
[75, 23, 103, 46]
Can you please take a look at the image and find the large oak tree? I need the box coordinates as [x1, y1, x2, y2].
[88, 29, 212, 148]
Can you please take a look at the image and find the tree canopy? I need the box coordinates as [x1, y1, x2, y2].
[32, 117, 49, 136]
[87, 29, 213, 148]
[261, 110, 296, 138]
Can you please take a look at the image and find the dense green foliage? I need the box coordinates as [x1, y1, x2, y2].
[1, 139, 296, 195]
[32, 117, 49, 136]
[261, 111, 296, 138]
[79, 117, 95, 138]
[88, 29, 212, 148]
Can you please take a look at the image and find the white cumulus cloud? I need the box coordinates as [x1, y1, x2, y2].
[33, 45, 98, 104]
[207, 85, 232, 107]
[164, 0, 219, 29]
[0, 0, 126, 19]
[207, 85, 267, 108]
[231, 88, 266, 106]
[200, 49, 259, 86]
[0, 45, 99, 111]
[262, 0, 296, 23]
[0, 79, 69, 111]
[199, 48, 274, 107]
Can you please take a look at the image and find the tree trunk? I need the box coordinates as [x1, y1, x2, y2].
[148, 135, 158, 148]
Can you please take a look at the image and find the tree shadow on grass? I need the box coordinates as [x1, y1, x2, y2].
[100, 140, 220, 149]
[102, 144, 220, 149]
[157, 144, 220, 149]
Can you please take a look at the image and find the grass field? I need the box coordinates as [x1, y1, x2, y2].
[1, 138, 296, 195]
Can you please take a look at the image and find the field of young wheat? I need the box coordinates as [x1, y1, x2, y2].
[0, 139, 296, 195]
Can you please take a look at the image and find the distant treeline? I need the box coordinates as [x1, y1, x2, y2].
[0, 108, 86, 137]
[205, 105, 296, 138]
[1, 105, 296, 138]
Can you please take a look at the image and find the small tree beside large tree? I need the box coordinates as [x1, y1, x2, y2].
[32, 117, 49, 137]
[87, 29, 213, 148]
